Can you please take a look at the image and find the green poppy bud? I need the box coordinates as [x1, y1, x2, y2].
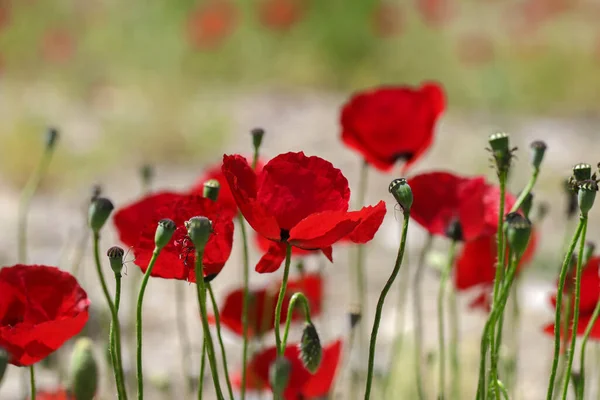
[389, 178, 412, 213]
[299, 322, 322, 374]
[488, 132, 510, 154]
[445, 218, 463, 242]
[68, 337, 98, 400]
[88, 197, 114, 233]
[583, 241, 596, 266]
[578, 180, 598, 216]
[573, 163, 592, 182]
[185, 216, 213, 250]
[269, 356, 291, 397]
[505, 212, 532, 258]
[106, 246, 125, 275]
[520, 191, 534, 219]
[203, 179, 221, 202]
[529, 140, 546, 170]
[155, 218, 176, 250]
[0, 348, 8, 386]
[251, 128, 265, 151]
[45, 127, 59, 149]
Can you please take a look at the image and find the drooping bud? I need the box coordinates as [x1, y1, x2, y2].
[389, 178, 413, 213]
[505, 212, 532, 258]
[349, 306, 361, 330]
[445, 218, 463, 242]
[203, 179, 221, 202]
[578, 180, 598, 216]
[140, 164, 154, 190]
[0, 348, 8, 386]
[251, 128, 265, 152]
[155, 218, 176, 250]
[529, 140, 546, 170]
[573, 163, 592, 182]
[68, 338, 98, 400]
[185, 216, 213, 250]
[520, 191, 534, 219]
[107, 246, 125, 275]
[269, 356, 291, 397]
[45, 127, 60, 149]
[299, 322, 322, 374]
[88, 197, 114, 233]
[583, 241, 596, 266]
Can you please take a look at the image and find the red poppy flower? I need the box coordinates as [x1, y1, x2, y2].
[372, 2, 403, 38]
[186, 0, 237, 50]
[233, 339, 343, 398]
[222, 152, 386, 273]
[416, 0, 456, 28]
[30, 388, 74, 400]
[40, 28, 76, 64]
[0, 265, 90, 366]
[409, 171, 516, 241]
[114, 192, 234, 281]
[210, 273, 323, 338]
[259, 0, 305, 31]
[340, 83, 445, 172]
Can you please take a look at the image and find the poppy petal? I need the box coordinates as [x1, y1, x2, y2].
[256, 242, 288, 273]
[288, 210, 360, 250]
[321, 246, 333, 262]
[346, 200, 387, 243]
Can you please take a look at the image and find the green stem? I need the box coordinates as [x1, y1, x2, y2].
[281, 293, 311, 350]
[175, 284, 192, 398]
[354, 161, 369, 361]
[493, 250, 513, 360]
[449, 284, 460, 400]
[552, 297, 572, 400]
[363, 210, 410, 400]
[561, 217, 588, 400]
[194, 249, 224, 400]
[497, 380, 510, 400]
[29, 365, 36, 400]
[508, 278, 521, 399]
[274, 244, 293, 355]
[413, 235, 433, 400]
[546, 218, 586, 400]
[93, 233, 127, 400]
[509, 168, 540, 214]
[136, 248, 161, 399]
[109, 272, 123, 397]
[577, 292, 600, 399]
[437, 240, 458, 400]
[207, 283, 234, 400]
[238, 213, 251, 400]
[198, 341, 206, 397]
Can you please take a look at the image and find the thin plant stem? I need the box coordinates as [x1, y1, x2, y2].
[198, 341, 206, 397]
[560, 217, 589, 400]
[508, 278, 521, 399]
[109, 272, 123, 397]
[577, 292, 600, 399]
[493, 250, 513, 359]
[509, 168, 540, 214]
[135, 248, 161, 399]
[93, 233, 127, 400]
[238, 213, 251, 400]
[274, 244, 293, 354]
[175, 284, 192, 398]
[29, 365, 36, 400]
[413, 235, 433, 400]
[207, 283, 235, 400]
[449, 284, 460, 400]
[194, 250, 224, 400]
[497, 380, 510, 400]
[363, 210, 410, 400]
[437, 240, 458, 400]
[546, 218, 586, 400]
[552, 297, 572, 400]
[281, 293, 311, 350]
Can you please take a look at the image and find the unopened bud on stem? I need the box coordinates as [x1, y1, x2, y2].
[578, 180, 598, 216]
[529, 140, 547, 170]
[269, 356, 291, 397]
[185, 216, 213, 250]
[389, 178, 412, 214]
[88, 197, 114, 233]
[107, 246, 125, 275]
[68, 337, 98, 400]
[505, 212, 532, 258]
[155, 219, 176, 250]
[300, 322, 322, 373]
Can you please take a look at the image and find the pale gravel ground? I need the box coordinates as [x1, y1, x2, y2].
[1, 88, 600, 399]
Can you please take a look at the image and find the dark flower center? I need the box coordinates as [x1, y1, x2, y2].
[445, 218, 463, 242]
[280, 229, 290, 242]
[0, 300, 26, 327]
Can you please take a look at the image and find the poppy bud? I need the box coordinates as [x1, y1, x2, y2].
[269, 356, 291, 397]
[505, 212, 532, 258]
[573, 163, 592, 182]
[155, 218, 176, 250]
[251, 127, 265, 151]
[88, 197, 114, 233]
[488, 132, 509, 154]
[520, 191, 534, 219]
[578, 180, 598, 216]
[203, 179, 221, 202]
[529, 140, 546, 170]
[0, 348, 8, 386]
[68, 337, 98, 400]
[583, 241, 595, 266]
[349, 306, 361, 330]
[45, 127, 59, 149]
[300, 322, 322, 374]
[445, 218, 463, 242]
[185, 216, 213, 250]
[107, 246, 125, 275]
[389, 178, 412, 213]
[140, 164, 154, 188]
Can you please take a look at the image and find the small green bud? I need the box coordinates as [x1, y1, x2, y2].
[529, 140, 546, 170]
[203, 179, 221, 202]
[389, 178, 412, 213]
[583, 241, 596, 266]
[107, 246, 125, 275]
[155, 218, 176, 249]
[251, 128, 265, 151]
[578, 180, 598, 216]
[573, 163, 592, 182]
[488, 132, 510, 153]
[299, 322, 322, 374]
[185, 216, 213, 250]
[349, 306, 361, 330]
[445, 218, 463, 242]
[520, 191, 534, 219]
[269, 356, 291, 397]
[45, 127, 59, 149]
[88, 197, 114, 233]
[68, 337, 98, 400]
[505, 212, 532, 258]
[0, 348, 8, 386]
[140, 164, 154, 188]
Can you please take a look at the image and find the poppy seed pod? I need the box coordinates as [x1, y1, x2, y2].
[203, 179, 221, 202]
[251, 128, 265, 151]
[185, 216, 213, 250]
[300, 322, 322, 374]
[529, 140, 546, 170]
[0, 348, 8, 385]
[578, 180, 598, 216]
[573, 163, 592, 182]
[45, 127, 59, 149]
[68, 337, 98, 400]
[106, 246, 125, 275]
[488, 132, 509, 153]
[269, 356, 291, 397]
[88, 197, 115, 233]
[389, 178, 413, 213]
[520, 191, 534, 218]
[155, 218, 176, 250]
[505, 212, 532, 258]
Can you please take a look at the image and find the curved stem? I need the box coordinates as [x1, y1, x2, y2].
[577, 292, 600, 399]
[135, 248, 161, 400]
[207, 283, 234, 400]
[93, 233, 127, 400]
[274, 244, 293, 355]
[561, 217, 588, 400]
[198, 341, 206, 397]
[175, 284, 192, 398]
[29, 365, 36, 400]
[413, 235, 433, 400]
[546, 218, 585, 400]
[437, 240, 458, 400]
[281, 293, 311, 350]
[363, 210, 410, 400]
[237, 213, 251, 400]
[509, 168, 540, 214]
[109, 272, 123, 396]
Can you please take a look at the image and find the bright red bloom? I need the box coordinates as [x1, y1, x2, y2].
[259, 0, 305, 31]
[210, 273, 323, 338]
[222, 152, 386, 273]
[30, 388, 74, 400]
[409, 171, 516, 241]
[186, 0, 237, 50]
[340, 83, 445, 172]
[233, 339, 343, 398]
[0, 265, 90, 366]
[114, 192, 234, 281]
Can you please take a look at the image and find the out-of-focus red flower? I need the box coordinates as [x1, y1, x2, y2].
[210, 273, 323, 337]
[233, 339, 343, 398]
[222, 152, 386, 273]
[0, 265, 89, 366]
[187, 0, 237, 50]
[372, 2, 403, 38]
[409, 171, 516, 241]
[340, 83, 445, 172]
[456, 32, 495, 66]
[416, 0, 455, 28]
[114, 192, 234, 282]
[40, 28, 76, 64]
[30, 388, 74, 400]
[259, 0, 305, 31]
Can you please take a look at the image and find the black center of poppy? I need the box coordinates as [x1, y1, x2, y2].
[445, 218, 464, 242]
[280, 229, 290, 242]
